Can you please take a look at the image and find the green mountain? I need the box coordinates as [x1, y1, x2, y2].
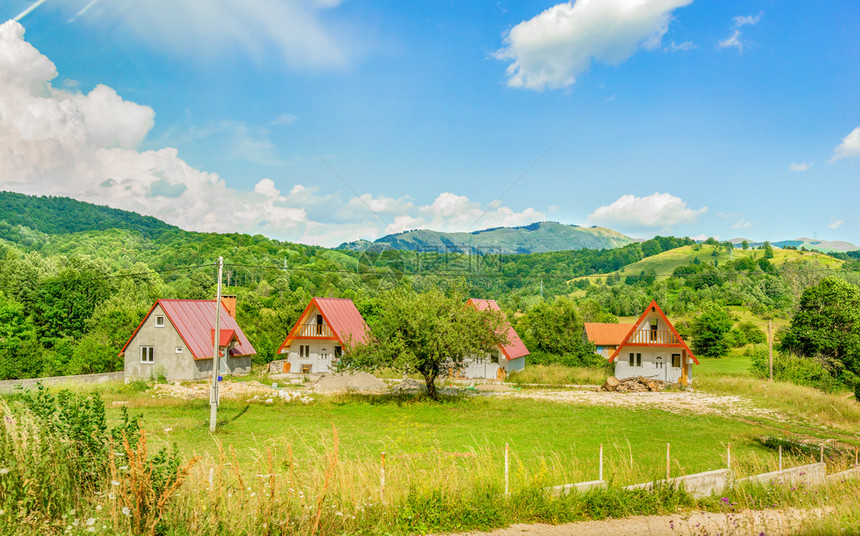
[338, 221, 633, 254]
[0, 191, 178, 238]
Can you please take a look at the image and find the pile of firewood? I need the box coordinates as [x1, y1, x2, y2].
[599, 376, 667, 393]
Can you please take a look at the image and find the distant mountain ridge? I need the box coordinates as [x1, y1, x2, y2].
[337, 221, 634, 254]
[0, 191, 178, 237]
[729, 236, 857, 253]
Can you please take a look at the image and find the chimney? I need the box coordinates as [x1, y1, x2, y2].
[221, 295, 237, 318]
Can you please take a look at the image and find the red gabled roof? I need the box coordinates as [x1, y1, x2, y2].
[277, 297, 371, 352]
[120, 299, 256, 360]
[584, 323, 635, 346]
[467, 298, 529, 361]
[608, 300, 698, 364]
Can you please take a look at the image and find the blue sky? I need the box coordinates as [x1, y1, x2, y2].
[0, 0, 858, 247]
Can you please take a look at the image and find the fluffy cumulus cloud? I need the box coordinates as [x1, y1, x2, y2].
[587, 192, 706, 230]
[831, 127, 860, 161]
[495, 0, 693, 90]
[789, 162, 812, 172]
[0, 21, 548, 247]
[58, 0, 351, 70]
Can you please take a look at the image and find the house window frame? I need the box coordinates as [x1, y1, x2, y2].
[154, 315, 165, 328]
[650, 319, 658, 341]
[175, 346, 183, 354]
[672, 353, 681, 368]
[655, 356, 664, 369]
[140, 346, 154, 364]
[629, 352, 635, 367]
[334, 346, 342, 359]
[321, 348, 328, 360]
[636, 353, 642, 367]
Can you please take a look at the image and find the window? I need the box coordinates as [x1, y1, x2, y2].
[629, 353, 635, 367]
[656, 356, 663, 369]
[650, 320, 658, 341]
[636, 353, 642, 367]
[299, 344, 310, 358]
[321, 348, 328, 360]
[175, 347, 183, 354]
[672, 354, 681, 368]
[315, 314, 323, 335]
[334, 346, 342, 359]
[155, 315, 165, 327]
[140, 346, 154, 363]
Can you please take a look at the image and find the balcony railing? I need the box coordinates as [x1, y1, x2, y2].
[626, 330, 679, 345]
[293, 323, 334, 338]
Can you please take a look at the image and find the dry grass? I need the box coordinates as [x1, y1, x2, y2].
[696, 375, 860, 437]
[507, 364, 608, 386]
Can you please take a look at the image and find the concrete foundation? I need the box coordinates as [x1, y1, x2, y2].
[735, 463, 826, 488]
[625, 469, 731, 499]
[825, 466, 860, 485]
[549, 480, 607, 496]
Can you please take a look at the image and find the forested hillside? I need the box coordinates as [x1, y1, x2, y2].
[0, 193, 858, 383]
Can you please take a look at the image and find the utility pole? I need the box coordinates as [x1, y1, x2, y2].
[209, 256, 224, 433]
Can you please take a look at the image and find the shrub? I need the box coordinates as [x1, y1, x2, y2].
[749, 345, 842, 392]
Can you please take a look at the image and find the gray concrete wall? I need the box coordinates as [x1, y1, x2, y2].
[735, 463, 826, 488]
[625, 469, 731, 499]
[549, 480, 607, 496]
[0, 372, 125, 393]
[826, 466, 860, 485]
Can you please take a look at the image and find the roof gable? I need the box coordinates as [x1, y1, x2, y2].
[608, 300, 697, 364]
[467, 298, 529, 360]
[278, 297, 370, 352]
[120, 299, 256, 360]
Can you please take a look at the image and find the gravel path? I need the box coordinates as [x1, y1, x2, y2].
[507, 389, 785, 421]
[439, 508, 826, 536]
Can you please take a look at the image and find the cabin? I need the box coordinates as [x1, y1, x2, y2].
[276, 297, 370, 374]
[460, 298, 529, 380]
[608, 301, 698, 385]
[120, 296, 256, 382]
[583, 322, 635, 359]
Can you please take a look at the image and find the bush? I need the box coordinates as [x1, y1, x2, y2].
[749, 345, 842, 392]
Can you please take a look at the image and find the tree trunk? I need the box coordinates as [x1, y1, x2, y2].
[424, 371, 439, 401]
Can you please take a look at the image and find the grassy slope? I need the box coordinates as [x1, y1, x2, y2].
[574, 244, 843, 285]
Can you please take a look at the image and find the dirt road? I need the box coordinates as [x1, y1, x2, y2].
[439, 508, 826, 536]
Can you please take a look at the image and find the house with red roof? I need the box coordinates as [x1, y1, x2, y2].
[462, 298, 529, 379]
[583, 322, 635, 359]
[276, 297, 370, 374]
[120, 296, 256, 382]
[607, 301, 698, 385]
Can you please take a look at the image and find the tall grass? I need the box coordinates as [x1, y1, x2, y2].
[695, 375, 860, 435]
[507, 364, 608, 386]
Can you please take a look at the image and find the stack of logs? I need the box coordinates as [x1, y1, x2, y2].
[600, 376, 667, 393]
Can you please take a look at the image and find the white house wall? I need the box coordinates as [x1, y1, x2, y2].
[614, 347, 693, 383]
[282, 339, 341, 374]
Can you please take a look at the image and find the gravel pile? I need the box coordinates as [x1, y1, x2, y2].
[390, 379, 428, 394]
[312, 372, 387, 393]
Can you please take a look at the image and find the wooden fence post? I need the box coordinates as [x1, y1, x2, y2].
[666, 443, 671, 481]
[779, 445, 783, 472]
[380, 452, 386, 503]
[504, 443, 510, 497]
[727, 443, 731, 470]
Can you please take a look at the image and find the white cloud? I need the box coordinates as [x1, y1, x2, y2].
[0, 21, 549, 248]
[718, 30, 743, 51]
[789, 162, 812, 172]
[691, 233, 719, 242]
[718, 12, 762, 52]
[663, 40, 695, 52]
[732, 12, 763, 28]
[495, 0, 693, 90]
[587, 192, 706, 229]
[717, 211, 754, 230]
[59, 0, 352, 70]
[831, 127, 860, 161]
[828, 219, 844, 230]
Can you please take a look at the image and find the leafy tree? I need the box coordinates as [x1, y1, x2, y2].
[741, 240, 750, 250]
[763, 241, 774, 259]
[0, 292, 42, 379]
[691, 303, 733, 358]
[517, 296, 584, 355]
[341, 287, 507, 400]
[781, 277, 860, 380]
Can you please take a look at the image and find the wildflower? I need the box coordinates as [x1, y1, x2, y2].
[111, 480, 120, 487]
[95, 505, 102, 511]
[87, 527, 95, 533]
[163, 427, 173, 432]
[121, 507, 131, 517]
[0, 468, 9, 475]
[108, 493, 116, 500]
[86, 518, 96, 526]
[119, 466, 128, 471]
